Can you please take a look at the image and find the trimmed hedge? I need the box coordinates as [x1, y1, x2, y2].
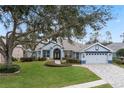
[20, 57, 35, 62]
[20, 57, 47, 62]
[45, 61, 72, 67]
[37, 57, 47, 61]
[0, 64, 20, 73]
[113, 58, 124, 64]
[66, 58, 80, 64]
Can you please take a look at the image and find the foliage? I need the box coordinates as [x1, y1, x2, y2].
[0, 5, 113, 66]
[37, 57, 47, 61]
[20, 57, 35, 62]
[45, 61, 72, 67]
[0, 64, 20, 73]
[116, 49, 124, 57]
[66, 58, 80, 64]
[12, 57, 18, 61]
[113, 58, 124, 64]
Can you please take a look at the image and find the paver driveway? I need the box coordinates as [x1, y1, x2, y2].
[81, 64, 124, 88]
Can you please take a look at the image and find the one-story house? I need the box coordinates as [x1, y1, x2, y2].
[28, 40, 113, 64]
[2, 40, 123, 64]
[107, 43, 124, 57]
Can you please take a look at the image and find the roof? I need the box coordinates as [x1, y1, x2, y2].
[107, 43, 124, 52]
[35, 39, 91, 52]
[60, 40, 90, 52]
[81, 42, 113, 52]
[35, 40, 114, 52]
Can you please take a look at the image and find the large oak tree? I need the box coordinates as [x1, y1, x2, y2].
[0, 5, 112, 67]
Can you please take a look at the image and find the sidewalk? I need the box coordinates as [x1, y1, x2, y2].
[63, 80, 107, 88]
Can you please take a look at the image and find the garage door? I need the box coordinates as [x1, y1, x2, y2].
[85, 53, 108, 64]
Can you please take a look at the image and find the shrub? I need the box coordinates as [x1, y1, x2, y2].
[66, 58, 80, 64]
[45, 61, 72, 67]
[20, 57, 35, 62]
[61, 60, 66, 64]
[0, 64, 20, 73]
[113, 58, 124, 64]
[37, 57, 47, 61]
[116, 49, 124, 57]
[12, 57, 17, 61]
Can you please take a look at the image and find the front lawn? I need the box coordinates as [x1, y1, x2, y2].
[0, 61, 100, 88]
[92, 84, 112, 88]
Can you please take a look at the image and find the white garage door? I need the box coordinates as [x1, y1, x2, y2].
[85, 53, 108, 64]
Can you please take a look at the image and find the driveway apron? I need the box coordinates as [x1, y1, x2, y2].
[81, 64, 124, 88]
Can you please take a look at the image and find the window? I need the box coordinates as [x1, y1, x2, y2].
[76, 52, 79, 59]
[32, 51, 37, 57]
[43, 50, 50, 57]
[83, 54, 85, 58]
[38, 51, 41, 56]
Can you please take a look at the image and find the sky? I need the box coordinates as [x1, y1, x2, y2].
[95, 5, 124, 43]
[0, 5, 124, 43]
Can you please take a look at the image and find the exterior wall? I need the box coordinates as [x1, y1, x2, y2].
[85, 44, 109, 52]
[12, 47, 23, 59]
[80, 44, 113, 64]
[80, 53, 86, 64]
[0, 53, 5, 63]
[50, 45, 64, 60]
[107, 53, 112, 60]
[39, 43, 64, 60]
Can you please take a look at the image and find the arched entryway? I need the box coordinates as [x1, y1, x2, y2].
[53, 48, 61, 59]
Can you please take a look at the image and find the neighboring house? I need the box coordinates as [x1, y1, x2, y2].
[0, 45, 23, 63]
[107, 43, 124, 57]
[29, 40, 113, 64]
[0, 54, 4, 63]
[12, 45, 24, 59]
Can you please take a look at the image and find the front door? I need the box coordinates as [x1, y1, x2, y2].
[53, 48, 61, 59]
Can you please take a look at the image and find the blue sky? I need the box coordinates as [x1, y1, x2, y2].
[79, 5, 124, 43]
[103, 5, 124, 42]
[96, 5, 124, 42]
[0, 5, 124, 43]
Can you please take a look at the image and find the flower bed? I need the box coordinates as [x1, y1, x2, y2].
[45, 61, 72, 67]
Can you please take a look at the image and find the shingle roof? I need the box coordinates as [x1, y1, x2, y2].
[35, 40, 91, 52]
[107, 43, 124, 52]
[60, 40, 90, 52]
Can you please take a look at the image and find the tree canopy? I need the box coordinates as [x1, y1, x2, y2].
[116, 49, 124, 57]
[0, 5, 113, 65]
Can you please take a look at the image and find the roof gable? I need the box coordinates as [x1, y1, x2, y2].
[82, 42, 113, 52]
[37, 41, 63, 50]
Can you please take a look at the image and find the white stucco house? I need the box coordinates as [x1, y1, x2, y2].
[0, 39, 114, 64]
[26, 40, 113, 64]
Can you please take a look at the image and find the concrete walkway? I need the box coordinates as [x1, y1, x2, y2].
[81, 64, 124, 88]
[63, 80, 107, 88]
[54, 60, 61, 64]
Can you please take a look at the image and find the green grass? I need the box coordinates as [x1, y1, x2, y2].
[0, 61, 100, 88]
[92, 84, 113, 88]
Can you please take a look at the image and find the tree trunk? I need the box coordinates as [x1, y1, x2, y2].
[4, 47, 13, 67]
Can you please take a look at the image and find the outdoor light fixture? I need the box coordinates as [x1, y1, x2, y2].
[95, 45, 99, 51]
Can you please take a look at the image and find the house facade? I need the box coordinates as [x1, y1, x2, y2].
[0, 40, 114, 64]
[30, 40, 113, 64]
